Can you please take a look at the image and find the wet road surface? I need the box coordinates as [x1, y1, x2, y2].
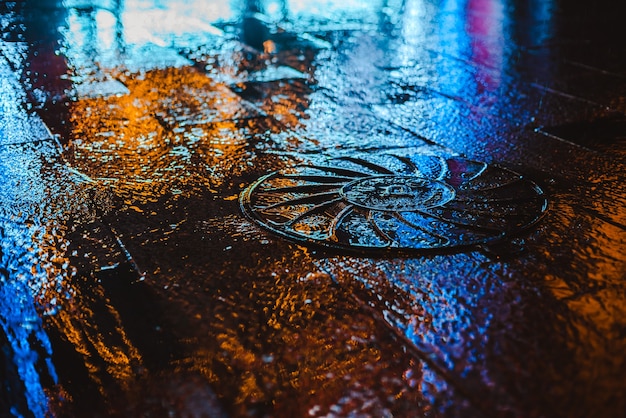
[1, 0, 625, 417]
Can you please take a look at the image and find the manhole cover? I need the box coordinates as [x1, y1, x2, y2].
[240, 153, 548, 253]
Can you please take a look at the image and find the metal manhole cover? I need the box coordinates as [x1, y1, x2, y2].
[240, 153, 548, 253]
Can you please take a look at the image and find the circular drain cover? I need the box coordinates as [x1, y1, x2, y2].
[240, 153, 548, 253]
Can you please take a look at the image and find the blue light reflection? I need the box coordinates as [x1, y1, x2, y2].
[1, 221, 59, 418]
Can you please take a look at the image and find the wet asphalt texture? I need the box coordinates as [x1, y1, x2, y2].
[1, 0, 625, 417]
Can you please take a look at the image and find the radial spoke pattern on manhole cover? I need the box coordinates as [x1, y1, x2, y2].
[240, 153, 548, 253]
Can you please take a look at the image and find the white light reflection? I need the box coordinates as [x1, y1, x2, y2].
[120, 0, 226, 45]
[94, 9, 118, 50]
[62, 0, 227, 72]
[288, 0, 380, 21]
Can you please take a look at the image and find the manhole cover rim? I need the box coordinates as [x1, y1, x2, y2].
[239, 155, 549, 254]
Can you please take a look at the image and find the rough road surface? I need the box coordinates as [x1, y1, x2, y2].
[1, 1, 625, 417]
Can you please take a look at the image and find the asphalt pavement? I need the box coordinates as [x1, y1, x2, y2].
[1, 0, 625, 417]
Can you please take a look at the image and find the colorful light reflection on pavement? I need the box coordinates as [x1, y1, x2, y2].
[1, 0, 625, 417]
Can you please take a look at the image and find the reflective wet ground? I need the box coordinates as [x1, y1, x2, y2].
[1, 0, 625, 416]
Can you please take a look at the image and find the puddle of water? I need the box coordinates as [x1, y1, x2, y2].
[1, 0, 626, 417]
[0, 139, 110, 417]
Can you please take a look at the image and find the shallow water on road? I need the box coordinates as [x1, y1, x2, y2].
[1, 0, 625, 417]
